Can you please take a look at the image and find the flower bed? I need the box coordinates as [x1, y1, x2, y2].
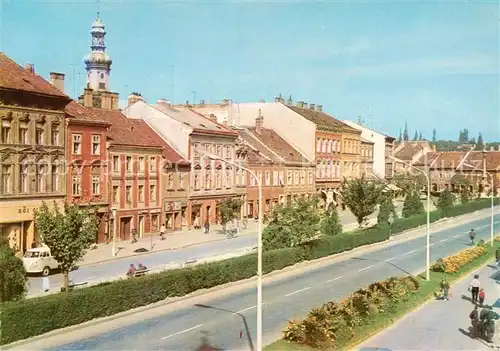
[431, 245, 488, 273]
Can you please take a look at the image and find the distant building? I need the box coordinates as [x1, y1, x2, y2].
[393, 140, 433, 174]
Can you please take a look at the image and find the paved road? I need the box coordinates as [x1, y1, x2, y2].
[35, 213, 500, 351]
[27, 234, 257, 296]
[360, 263, 500, 350]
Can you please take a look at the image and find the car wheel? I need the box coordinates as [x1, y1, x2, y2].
[42, 266, 50, 276]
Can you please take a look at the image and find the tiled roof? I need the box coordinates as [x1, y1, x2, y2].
[395, 142, 429, 160]
[238, 127, 309, 165]
[414, 152, 442, 166]
[361, 137, 374, 144]
[65, 101, 111, 125]
[414, 150, 500, 171]
[464, 151, 500, 171]
[287, 105, 359, 133]
[0, 53, 69, 98]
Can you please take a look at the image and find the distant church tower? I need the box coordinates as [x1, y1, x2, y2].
[79, 14, 119, 110]
[84, 13, 112, 91]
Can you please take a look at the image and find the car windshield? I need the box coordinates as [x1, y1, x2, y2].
[24, 251, 40, 258]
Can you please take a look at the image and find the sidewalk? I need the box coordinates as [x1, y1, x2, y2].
[79, 204, 403, 267]
[359, 262, 500, 350]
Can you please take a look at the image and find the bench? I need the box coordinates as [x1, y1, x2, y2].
[133, 269, 149, 277]
[61, 281, 88, 292]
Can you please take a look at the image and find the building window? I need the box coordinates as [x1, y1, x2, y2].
[216, 172, 222, 188]
[125, 186, 132, 204]
[138, 185, 144, 202]
[204, 174, 211, 189]
[113, 156, 119, 171]
[36, 164, 45, 192]
[322, 139, 327, 153]
[168, 173, 174, 189]
[256, 171, 262, 186]
[179, 174, 185, 189]
[51, 127, 59, 146]
[216, 145, 222, 157]
[226, 170, 232, 188]
[273, 171, 279, 186]
[113, 186, 119, 203]
[72, 134, 82, 154]
[225, 146, 232, 159]
[151, 214, 159, 231]
[138, 157, 145, 173]
[92, 175, 100, 195]
[300, 170, 305, 185]
[1, 121, 11, 143]
[308, 171, 313, 185]
[150, 184, 156, 201]
[316, 138, 321, 152]
[278, 171, 284, 186]
[150, 157, 156, 172]
[91, 135, 100, 155]
[2, 165, 11, 193]
[19, 124, 28, 144]
[35, 124, 44, 145]
[194, 173, 200, 189]
[19, 164, 28, 193]
[265, 171, 271, 186]
[250, 173, 256, 186]
[287, 170, 292, 185]
[126, 156, 132, 172]
[72, 175, 81, 196]
[294, 170, 300, 185]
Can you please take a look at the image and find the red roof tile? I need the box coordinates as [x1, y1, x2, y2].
[65, 101, 111, 126]
[0, 53, 69, 98]
[395, 141, 430, 160]
[287, 105, 359, 133]
[465, 151, 500, 171]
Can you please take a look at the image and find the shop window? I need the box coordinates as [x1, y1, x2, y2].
[151, 214, 159, 232]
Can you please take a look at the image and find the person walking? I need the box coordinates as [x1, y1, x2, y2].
[440, 277, 450, 301]
[478, 289, 485, 306]
[204, 220, 210, 234]
[469, 274, 480, 304]
[469, 229, 476, 245]
[469, 305, 479, 338]
[160, 223, 166, 241]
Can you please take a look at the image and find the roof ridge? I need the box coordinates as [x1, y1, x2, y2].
[241, 129, 278, 162]
[244, 128, 288, 163]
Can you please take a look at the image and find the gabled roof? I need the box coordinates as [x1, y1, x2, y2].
[395, 141, 429, 160]
[65, 101, 111, 126]
[238, 126, 312, 165]
[0, 53, 69, 99]
[414, 150, 500, 171]
[464, 151, 500, 171]
[287, 105, 359, 134]
[414, 152, 442, 167]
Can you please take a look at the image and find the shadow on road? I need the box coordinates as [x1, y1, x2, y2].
[194, 303, 254, 351]
[350, 257, 414, 277]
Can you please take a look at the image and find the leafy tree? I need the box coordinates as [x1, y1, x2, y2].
[463, 128, 469, 142]
[413, 130, 418, 141]
[432, 128, 437, 143]
[262, 197, 321, 250]
[320, 203, 343, 236]
[470, 137, 476, 145]
[340, 175, 384, 227]
[437, 189, 455, 217]
[476, 133, 484, 150]
[418, 131, 423, 141]
[34, 202, 99, 293]
[460, 187, 471, 204]
[219, 198, 242, 232]
[377, 193, 397, 225]
[0, 237, 27, 302]
[402, 189, 425, 218]
[394, 172, 426, 193]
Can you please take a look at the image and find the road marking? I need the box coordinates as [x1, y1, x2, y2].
[325, 276, 344, 283]
[234, 305, 258, 314]
[453, 234, 461, 238]
[405, 249, 417, 255]
[429, 243, 435, 247]
[161, 324, 204, 340]
[358, 265, 374, 272]
[385, 256, 397, 262]
[285, 287, 311, 297]
[439, 239, 447, 243]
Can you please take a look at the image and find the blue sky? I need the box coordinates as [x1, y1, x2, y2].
[1, 0, 498, 141]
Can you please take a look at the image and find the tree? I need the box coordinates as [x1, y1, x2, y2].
[402, 189, 424, 218]
[476, 133, 484, 150]
[463, 128, 469, 142]
[403, 121, 409, 141]
[377, 193, 397, 225]
[398, 129, 402, 143]
[437, 189, 455, 217]
[340, 175, 384, 227]
[0, 238, 27, 302]
[262, 197, 321, 250]
[34, 202, 99, 292]
[418, 131, 423, 141]
[413, 130, 418, 141]
[432, 129, 437, 143]
[460, 187, 471, 204]
[219, 198, 242, 232]
[459, 129, 465, 143]
[320, 203, 343, 236]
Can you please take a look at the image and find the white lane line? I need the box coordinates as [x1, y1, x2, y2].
[325, 276, 344, 283]
[430, 243, 435, 247]
[439, 239, 447, 243]
[405, 249, 417, 255]
[453, 234, 461, 238]
[234, 305, 258, 314]
[285, 287, 311, 297]
[385, 257, 397, 262]
[358, 265, 374, 272]
[161, 324, 204, 340]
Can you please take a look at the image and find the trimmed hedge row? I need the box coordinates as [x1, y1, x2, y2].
[0, 198, 496, 345]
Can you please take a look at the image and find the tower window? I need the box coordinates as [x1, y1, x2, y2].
[98, 83, 106, 90]
[100, 73, 104, 79]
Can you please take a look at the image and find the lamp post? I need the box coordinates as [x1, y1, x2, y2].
[390, 156, 431, 281]
[460, 162, 495, 246]
[111, 207, 117, 257]
[199, 151, 263, 350]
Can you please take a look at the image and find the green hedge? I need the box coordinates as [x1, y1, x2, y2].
[0, 198, 496, 345]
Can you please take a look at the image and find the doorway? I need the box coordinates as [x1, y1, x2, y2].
[138, 216, 144, 238]
[120, 217, 132, 241]
[206, 206, 211, 223]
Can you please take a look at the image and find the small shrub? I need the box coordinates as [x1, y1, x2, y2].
[431, 246, 487, 273]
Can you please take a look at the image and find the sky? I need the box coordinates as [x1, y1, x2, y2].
[0, 0, 498, 141]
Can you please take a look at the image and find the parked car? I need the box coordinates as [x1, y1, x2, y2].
[22, 247, 59, 276]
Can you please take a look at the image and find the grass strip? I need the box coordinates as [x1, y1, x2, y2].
[265, 241, 499, 351]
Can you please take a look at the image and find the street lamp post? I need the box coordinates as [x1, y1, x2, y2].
[199, 151, 263, 350]
[390, 156, 431, 281]
[460, 162, 495, 246]
[111, 207, 117, 257]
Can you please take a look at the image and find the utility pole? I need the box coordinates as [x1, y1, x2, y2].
[192, 91, 197, 106]
[70, 64, 77, 100]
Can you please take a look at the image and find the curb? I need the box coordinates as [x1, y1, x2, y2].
[5, 212, 497, 349]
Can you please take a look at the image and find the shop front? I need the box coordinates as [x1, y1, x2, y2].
[165, 200, 187, 231]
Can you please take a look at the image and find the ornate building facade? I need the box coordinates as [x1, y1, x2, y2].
[0, 53, 72, 252]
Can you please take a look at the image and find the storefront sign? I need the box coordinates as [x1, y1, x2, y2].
[17, 206, 31, 215]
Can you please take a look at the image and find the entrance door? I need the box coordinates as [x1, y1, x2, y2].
[120, 217, 131, 241]
[206, 206, 211, 223]
[248, 202, 254, 218]
[138, 216, 144, 238]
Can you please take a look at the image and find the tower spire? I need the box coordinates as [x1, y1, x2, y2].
[84, 13, 112, 91]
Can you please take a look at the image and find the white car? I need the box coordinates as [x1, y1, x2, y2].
[22, 247, 60, 276]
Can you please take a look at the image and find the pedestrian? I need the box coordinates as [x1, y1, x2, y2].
[495, 246, 500, 266]
[126, 264, 136, 278]
[440, 277, 450, 301]
[204, 220, 210, 234]
[131, 227, 138, 243]
[469, 305, 479, 338]
[160, 223, 166, 241]
[478, 288, 485, 306]
[469, 229, 476, 245]
[193, 215, 200, 230]
[469, 274, 480, 304]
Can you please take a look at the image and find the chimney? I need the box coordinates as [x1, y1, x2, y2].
[24, 63, 34, 74]
[317, 105, 323, 112]
[128, 92, 144, 106]
[83, 88, 93, 108]
[296, 101, 305, 108]
[309, 103, 315, 110]
[255, 109, 264, 134]
[50, 72, 65, 93]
